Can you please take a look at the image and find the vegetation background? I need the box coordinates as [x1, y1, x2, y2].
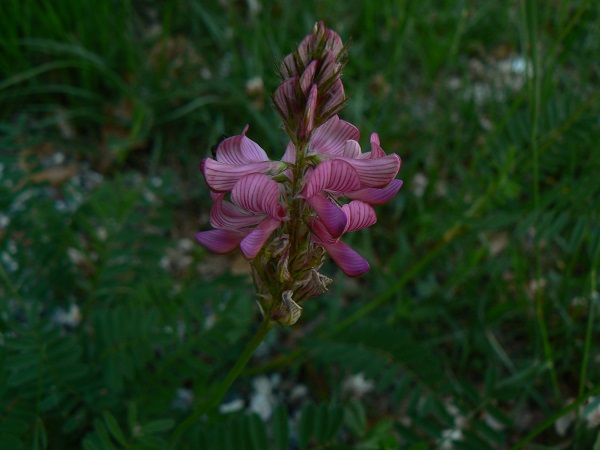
[1, 0, 599, 449]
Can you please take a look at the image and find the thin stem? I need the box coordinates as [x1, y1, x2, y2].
[510, 384, 600, 450]
[579, 268, 597, 397]
[521, 0, 561, 403]
[167, 318, 273, 449]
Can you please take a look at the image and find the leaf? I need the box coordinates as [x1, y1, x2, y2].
[344, 399, 367, 438]
[140, 418, 175, 435]
[298, 403, 316, 449]
[103, 411, 127, 446]
[247, 413, 268, 450]
[272, 404, 289, 450]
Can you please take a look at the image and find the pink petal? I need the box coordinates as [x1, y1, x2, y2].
[202, 159, 277, 192]
[282, 141, 296, 164]
[298, 83, 318, 140]
[210, 195, 264, 229]
[230, 173, 286, 220]
[301, 160, 361, 198]
[196, 229, 246, 254]
[320, 78, 345, 114]
[299, 61, 318, 96]
[306, 194, 347, 238]
[369, 133, 386, 158]
[321, 240, 370, 277]
[274, 77, 301, 121]
[337, 154, 400, 188]
[215, 125, 269, 164]
[344, 179, 404, 205]
[310, 116, 359, 156]
[240, 217, 281, 259]
[309, 217, 337, 245]
[342, 140, 362, 159]
[342, 201, 377, 232]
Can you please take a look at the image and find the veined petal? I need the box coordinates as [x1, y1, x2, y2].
[310, 116, 359, 156]
[299, 61, 318, 95]
[196, 229, 246, 254]
[210, 195, 264, 229]
[344, 179, 404, 205]
[216, 125, 269, 164]
[342, 140, 362, 159]
[301, 160, 361, 198]
[342, 201, 377, 231]
[320, 78, 345, 115]
[231, 173, 286, 220]
[274, 77, 301, 121]
[369, 133, 386, 158]
[202, 159, 276, 192]
[322, 240, 370, 277]
[240, 217, 281, 259]
[337, 154, 400, 188]
[282, 141, 296, 164]
[306, 194, 347, 238]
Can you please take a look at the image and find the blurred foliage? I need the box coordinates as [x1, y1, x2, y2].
[1, 0, 600, 449]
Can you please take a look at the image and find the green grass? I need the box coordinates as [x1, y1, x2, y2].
[1, 0, 599, 449]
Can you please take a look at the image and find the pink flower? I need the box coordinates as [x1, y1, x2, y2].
[201, 125, 286, 193]
[310, 200, 377, 277]
[195, 173, 288, 259]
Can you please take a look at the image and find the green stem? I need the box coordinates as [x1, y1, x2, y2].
[510, 384, 600, 450]
[579, 268, 597, 397]
[167, 318, 273, 449]
[521, 0, 561, 403]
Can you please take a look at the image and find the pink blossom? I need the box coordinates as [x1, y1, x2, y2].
[201, 125, 286, 193]
[195, 173, 288, 259]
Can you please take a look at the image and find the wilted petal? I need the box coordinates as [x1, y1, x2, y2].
[216, 125, 269, 164]
[310, 116, 359, 156]
[196, 229, 246, 254]
[344, 179, 403, 205]
[342, 201, 377, 231]
[338, 154, 400, 188]
[210, 195, 264, 229]
[301, 160, 361, 198]
[240, 217, 281, 259]
[231, 173, 285, 220]
[306, 194, 347, 238]
[322, 240, 370, 277]
[202, 159, 277, 192]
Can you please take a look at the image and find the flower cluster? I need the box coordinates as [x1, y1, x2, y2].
[196, 22, 402, 324]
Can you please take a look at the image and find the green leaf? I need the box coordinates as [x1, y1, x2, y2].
[140, 418, 175, 435]
[344, 400, 367, 438]
[247, 413, 268, 450]
[272, 404, 289, 450]
[33, 418, 48, 450]
[298, 403, 316, 449]
[103, 411, 127, 446]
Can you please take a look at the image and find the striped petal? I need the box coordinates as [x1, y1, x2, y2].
[306, 194, 347, 238]
[195, 229, 246, 254]
[337, 154, 400, 188]
[231, 173, 287, 220]
[321, 240, 370, 277]
[215, 125, 269, 164]
[310, 116, 359, 156]
[342, 201, 377, 232]
[210, 195, 264, 229]
[282, 141, 296, 164]
[344, 179, 403, 205]
[301, 160, 361, 198]
[240, 217, 281, 259]
[201, 159, 275, 192]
